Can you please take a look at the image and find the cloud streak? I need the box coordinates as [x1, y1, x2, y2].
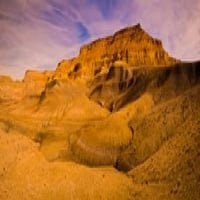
[0, 0, 200, 79]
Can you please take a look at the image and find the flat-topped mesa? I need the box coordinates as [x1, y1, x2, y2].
[55, 23, 178, 79]
[23, 70, 54, 96]
[0, 75, 24, 103]
[23, 70, 54, 83]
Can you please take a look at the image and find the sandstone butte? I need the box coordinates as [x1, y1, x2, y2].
[55, 23, 177, 79]
[0, 23, 200, 200]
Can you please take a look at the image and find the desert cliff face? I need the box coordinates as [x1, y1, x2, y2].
[55, 24, 178, 79]
[0, 24, 200, 200]
[0, 76, 24, 103]
[23, 70, 54, 97]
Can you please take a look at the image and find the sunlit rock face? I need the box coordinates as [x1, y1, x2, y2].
[0, 24, 200, 200]
[55, 24, 177, 79]
[0, 76, 24, 103]
[23, 70, 54, 97]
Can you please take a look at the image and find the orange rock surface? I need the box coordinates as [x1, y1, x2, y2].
[55, 24, 178, 79]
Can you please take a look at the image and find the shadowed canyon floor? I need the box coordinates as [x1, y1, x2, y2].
[0, 24, 200, 200]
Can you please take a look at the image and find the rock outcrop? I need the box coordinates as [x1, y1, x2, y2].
[0, 76, 23, 103]
[88, 61, 200, 111]
[23, 70, 54, 97]
[55, 23, 178, 79]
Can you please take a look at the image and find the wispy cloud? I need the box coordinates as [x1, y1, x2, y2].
[0, 0, 200, 79]
[132, 0, 200, 61]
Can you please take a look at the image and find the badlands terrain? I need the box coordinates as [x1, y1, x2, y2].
[0, 23, 200, 200]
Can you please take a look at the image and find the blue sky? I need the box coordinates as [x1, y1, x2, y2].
[0, 0, 200, 79]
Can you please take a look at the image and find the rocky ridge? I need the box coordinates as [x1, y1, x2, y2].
[55, 23, 178, 79]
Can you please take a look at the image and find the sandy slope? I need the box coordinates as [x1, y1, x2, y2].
[0, 131, 134, 200]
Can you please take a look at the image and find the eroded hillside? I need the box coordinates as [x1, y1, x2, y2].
[0, 24, 200, 200]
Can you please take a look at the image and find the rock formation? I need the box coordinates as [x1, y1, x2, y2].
[55, 23, 178, 79]
[0, 24, 200, 200]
